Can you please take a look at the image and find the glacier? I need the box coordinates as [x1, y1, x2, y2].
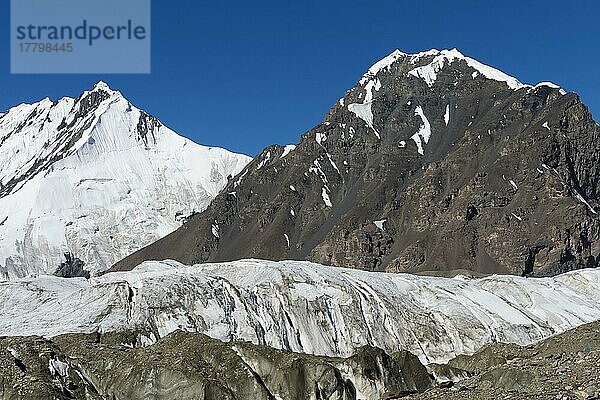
[0, 82, 251, 279]
[1, 259, 599, 365]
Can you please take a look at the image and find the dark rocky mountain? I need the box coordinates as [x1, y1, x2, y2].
[112, 49, 600, 276]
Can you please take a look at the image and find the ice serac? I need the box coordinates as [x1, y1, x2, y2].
[111, 47, 599, 277]
[0, 82, 251, 279]
[2, 260, 600, 366]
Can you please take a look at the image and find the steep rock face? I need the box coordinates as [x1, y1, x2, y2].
[2, 260, 599, 366]
[113, 49, 599, 276]
[0, 82, 251, 279]
[0, 331, 432, 400]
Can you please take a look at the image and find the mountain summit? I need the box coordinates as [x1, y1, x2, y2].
[0, 82, 251, 279]
[112, 48, 599, 277]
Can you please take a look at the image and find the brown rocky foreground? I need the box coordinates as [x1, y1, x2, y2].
[1, 321, 599, 399]
[406, 321, 600, 400]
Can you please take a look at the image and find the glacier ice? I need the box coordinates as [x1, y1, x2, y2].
[1, 259, 599, 365]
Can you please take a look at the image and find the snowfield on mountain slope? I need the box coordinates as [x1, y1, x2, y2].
[1, 259, 599, 365]
[0, 82, 251, 280]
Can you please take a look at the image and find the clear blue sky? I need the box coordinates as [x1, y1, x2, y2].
[1, 0, 599, 156]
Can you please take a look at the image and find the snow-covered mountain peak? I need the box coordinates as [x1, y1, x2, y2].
[406, 48, 527, 89]
[0, 83, 251, 280]
[347, 49, 568, 146]
[92, 80, 111, 91]
[408, 48, 463, 62]
[87, 80, 122, 99]
[357, 48, 532, 91]
[0, 88, 129, 196]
